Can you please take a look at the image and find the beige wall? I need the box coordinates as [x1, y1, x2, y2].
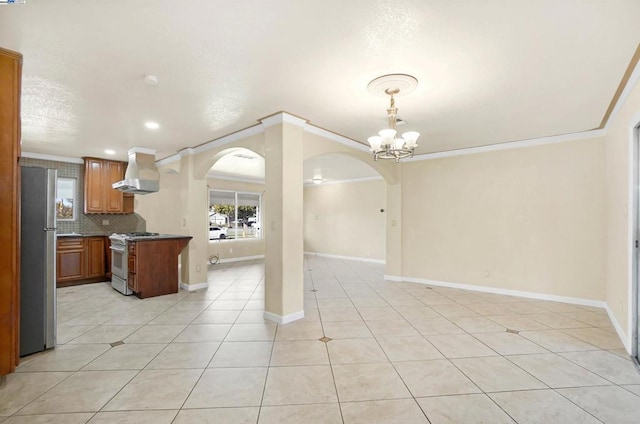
[207, 177, 265, 261]
[135, 171, 184, 236]
[304, 179, 386, 261]
[401, 137, 607, 301]
[605, 77, 640, 338]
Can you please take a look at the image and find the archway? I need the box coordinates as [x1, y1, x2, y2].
[303, 152, 389, 264]
[205, 147, 266, 263]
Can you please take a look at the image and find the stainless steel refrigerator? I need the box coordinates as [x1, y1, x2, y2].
[20, 166, 57, 356]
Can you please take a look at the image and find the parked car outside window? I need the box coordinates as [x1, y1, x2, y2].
[209, 226, 227, 240]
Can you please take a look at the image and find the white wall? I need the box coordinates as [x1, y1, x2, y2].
[401, 137, 607, 301]
[304, 179, 386, 261]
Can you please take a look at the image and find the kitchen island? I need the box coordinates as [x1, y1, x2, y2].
[126, 235, 192, 299]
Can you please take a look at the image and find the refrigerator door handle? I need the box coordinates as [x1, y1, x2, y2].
[46, 169, 57, 229]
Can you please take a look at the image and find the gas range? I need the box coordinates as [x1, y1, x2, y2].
[109, 232, 160, 243]
[109, 232, 159, 296]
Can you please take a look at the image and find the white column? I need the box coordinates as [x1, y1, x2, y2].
[261, 113, 306, 323]
[178, 148, 209, 287]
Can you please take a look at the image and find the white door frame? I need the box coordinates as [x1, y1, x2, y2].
[628, 123, 640, 361]
[632, 124, 639, 361]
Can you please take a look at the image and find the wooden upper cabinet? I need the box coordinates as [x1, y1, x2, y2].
[105, 161, 124, 213]
[84, 158, 106, 213]
[83, 158, 132, 214]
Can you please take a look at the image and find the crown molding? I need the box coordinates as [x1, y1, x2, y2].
[304, 175, 383, 187]
[20, 151, 84, 164]
[303, 124, 370, 153]
[156, 153, 181, 167]
[207, 173, 265, 185]
[405, 129, 607, 162]
[604, 46, 640, 130]
[260, 111, 308, 128]
[128, 146, 156, 155]
[193, 125, 263, 156]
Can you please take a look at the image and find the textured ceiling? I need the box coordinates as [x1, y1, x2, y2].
[1, 0, 639, 176]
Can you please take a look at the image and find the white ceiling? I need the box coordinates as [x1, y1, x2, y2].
[2, 1, 639, 181]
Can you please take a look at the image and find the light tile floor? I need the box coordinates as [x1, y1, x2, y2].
[2, 256, 640, 423]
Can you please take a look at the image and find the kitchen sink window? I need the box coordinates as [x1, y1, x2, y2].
[55, 177, 76, 221]
[209, 190, 261, 241]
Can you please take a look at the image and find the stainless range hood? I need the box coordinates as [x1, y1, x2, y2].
[112, 147, 160, 195]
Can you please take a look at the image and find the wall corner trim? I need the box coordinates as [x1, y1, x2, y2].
[264, 310, 305, 324]
[179, 281, 209, 291]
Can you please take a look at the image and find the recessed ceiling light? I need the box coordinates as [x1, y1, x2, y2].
[143, 75, 159, 85]
[104, 149, 116, 155]
[145, 122, 159, 130]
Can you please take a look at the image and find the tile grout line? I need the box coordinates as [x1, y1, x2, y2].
[313, 255, 346, 424]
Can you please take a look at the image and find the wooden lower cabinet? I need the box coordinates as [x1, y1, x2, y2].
[57, 238, 85, 283]
[56, 236, 107, 286]
[86, 237, 106, 278]
[127, 237, 191, 299]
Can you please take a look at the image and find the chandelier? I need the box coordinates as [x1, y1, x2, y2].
[366, 74, 420, 162]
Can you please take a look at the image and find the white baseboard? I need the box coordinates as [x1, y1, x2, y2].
[304, 251, 385, 264]
[386, 273, 633, 354]
[179, 281, 209, 291]
[604, 303, 631, 353]
[218, 255, 265, 264]
[385, 274, 606, 308]
[264, 310, 305, 324]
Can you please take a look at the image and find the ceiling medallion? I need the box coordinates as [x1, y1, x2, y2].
[366, 74, 420, 162]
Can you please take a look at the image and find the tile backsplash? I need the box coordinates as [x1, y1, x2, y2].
[20, 157, 146, 235]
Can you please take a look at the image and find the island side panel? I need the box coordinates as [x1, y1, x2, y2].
[133, 238, 190, 299]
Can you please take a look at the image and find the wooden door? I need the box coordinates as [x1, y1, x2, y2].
[0, 47, 22, 376]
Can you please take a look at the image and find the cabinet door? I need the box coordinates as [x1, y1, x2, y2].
[84, 158, 105, 213]
[105, 161, 124, 213]
[57, 249, 85, 282]
[86, 237, 106, 278]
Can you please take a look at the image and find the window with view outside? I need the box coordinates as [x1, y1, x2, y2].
[56, 177, 76, 221]
[209, 190, 261, 240]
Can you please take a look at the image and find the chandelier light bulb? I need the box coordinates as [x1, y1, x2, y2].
[367, 136, 383, 152]
[402, 131, 420, 148]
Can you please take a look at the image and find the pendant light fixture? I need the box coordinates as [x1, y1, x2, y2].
[367, 74, 420, 162]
